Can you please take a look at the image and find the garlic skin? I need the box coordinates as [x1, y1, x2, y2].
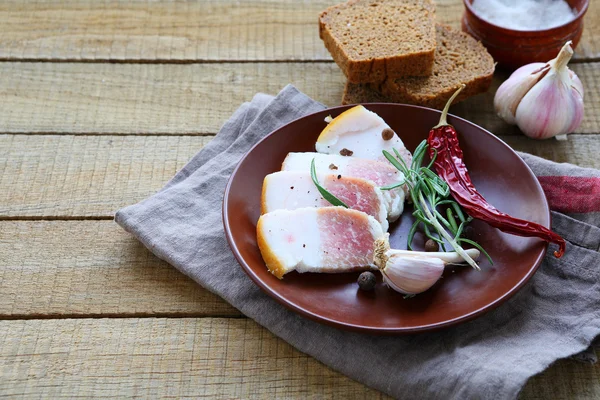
[381, 255, 445, 295]
[377, 248, 481, 295]
[494, 63, 546, 125]
[494, 42, 584, 139]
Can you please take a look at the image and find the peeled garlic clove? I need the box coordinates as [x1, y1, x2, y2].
[381, 255, 445, 295]
[494, 63, 548, 124]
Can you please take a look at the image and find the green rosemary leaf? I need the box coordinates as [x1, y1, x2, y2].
[310, 159, 349, 208]
[436, 199, 457, 206]
[454, 221, 466, 240]
[380, 181, 405, 191]
[411, 141, 427, 170]
[459, 238, 494, 265]
[426, 148, 438, 170]
[452, 202, 466, 223]
[417, 175, 432, 197]
[447, 208, 458, 232]
[434, 209, 453, 232]
[382, 150, 406, 173]
[424, 228, 445, 245]
[422, 169, 447, 197]
[407, 220, 420, 251]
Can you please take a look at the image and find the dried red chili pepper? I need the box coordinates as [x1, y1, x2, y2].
[427, 85, 566, 258]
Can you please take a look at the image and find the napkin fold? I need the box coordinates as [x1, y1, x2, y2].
[116, 85, 600, 400]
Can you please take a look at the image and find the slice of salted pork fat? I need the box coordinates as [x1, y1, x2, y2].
[262, 171, 389, 231]
[315, 105, 412, 166]
[257, 207, 385, 279]
[281, 152, 405, 221]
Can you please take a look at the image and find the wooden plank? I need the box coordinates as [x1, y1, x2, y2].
[0, 318, 389, 399]
[0, 0, 333, 62]
[0, 318, 597, 399]
[0, 135, 211, 217]
[0, 0, 597, 62]
[0, 62, 599, 136]
[0, 62, 346, 134]
[2, 134, 600, 218]
[0, 220, 239, 318]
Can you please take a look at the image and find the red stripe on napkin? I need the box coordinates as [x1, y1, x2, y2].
[538, 176, 600, 213]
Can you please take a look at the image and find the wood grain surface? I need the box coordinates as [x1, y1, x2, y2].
[0, 220, 238, 318]
[1, 63, 600, 135]
[0, 0, 596, 62]
[1, 134, 599, 218]
[0, 318, 597, 399]
[1, 0, 599, 398]
[0, 135, 209, 217]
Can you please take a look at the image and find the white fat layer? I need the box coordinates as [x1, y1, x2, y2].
[315, 106, 407, 161]
[387, 186, 405, 221]
[282, 152, 352, 173]
[258, 208, 323, 274]
[366, 184, 389, 232]
[263, 171, 389, 232]
[263, 172, 318, 212]
[281, 152, 405, 221]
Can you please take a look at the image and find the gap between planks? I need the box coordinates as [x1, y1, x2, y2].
[0, 58, 336, 64]
[0, 314, 246, 321]
[0, 58, 597, 64]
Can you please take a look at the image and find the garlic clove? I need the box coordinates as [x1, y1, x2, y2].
[515, 70, 583, 139]
[565, 85, 585, 134]
[494, 63, 547, 125]
[495, 41, 585, 140]
[570, 71, 584, 99]
[382, 248, 481, 264]
[381, 254, 445, 295]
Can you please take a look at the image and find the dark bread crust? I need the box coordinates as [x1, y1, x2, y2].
[343, 24, 495, 109]
[319, 0, 436, 83]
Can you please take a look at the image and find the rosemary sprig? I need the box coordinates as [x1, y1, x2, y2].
[380, 182, 405, 191]
[310, 158, 349, 208]
[382, 141, 493, 269]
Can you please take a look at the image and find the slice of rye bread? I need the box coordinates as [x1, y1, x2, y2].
[342, 24, 495, 109]
[319, 0, 436, 84]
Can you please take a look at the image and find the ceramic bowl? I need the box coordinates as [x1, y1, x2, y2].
[462, 0, 589, 69]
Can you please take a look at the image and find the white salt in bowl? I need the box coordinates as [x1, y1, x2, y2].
[462, 0, 589, 69]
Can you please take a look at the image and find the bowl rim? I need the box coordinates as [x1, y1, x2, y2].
[222, 103, 550, 334]
[463, 0, 589, 35]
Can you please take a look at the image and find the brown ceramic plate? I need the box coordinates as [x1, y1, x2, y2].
[223, 104, 549, 334]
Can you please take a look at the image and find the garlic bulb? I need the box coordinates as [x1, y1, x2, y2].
[494, 41, 584, 139]
[374, 246, 481, 295]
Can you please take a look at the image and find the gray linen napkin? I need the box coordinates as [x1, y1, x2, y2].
[116, 85, 600, 400]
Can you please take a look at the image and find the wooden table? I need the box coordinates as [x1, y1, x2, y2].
[0, 1, 598, 398]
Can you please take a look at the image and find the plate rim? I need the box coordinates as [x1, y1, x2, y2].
[222, 103, 550, 334]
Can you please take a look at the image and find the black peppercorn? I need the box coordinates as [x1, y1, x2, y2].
[424, 239, 439, 252]
[357, 271, 377, 291]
